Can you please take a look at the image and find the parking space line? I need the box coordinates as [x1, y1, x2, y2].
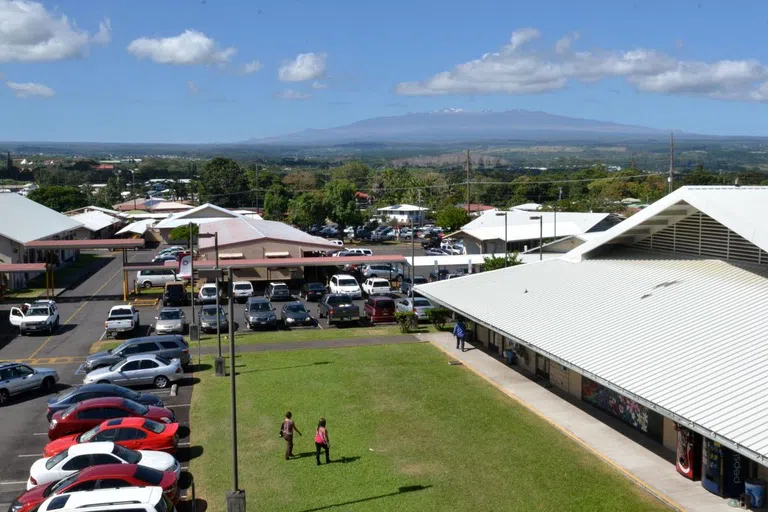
[0, 481, 27, 485]
[17, 454, 39, 458]
[177, 442, 190, 447]
[167, 404, 190, 408]
[32, 433, 47, 436]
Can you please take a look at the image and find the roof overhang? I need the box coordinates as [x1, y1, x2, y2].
[0, 263, 47, 273]
[24, 239, 145, 250]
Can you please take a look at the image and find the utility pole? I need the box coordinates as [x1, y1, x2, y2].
[465, 150, 471, 216]
[554, 187, 562, 239]
[189, 222, 195, 328]
[410, 189, 419, 298]
[668, 133, 675, 194]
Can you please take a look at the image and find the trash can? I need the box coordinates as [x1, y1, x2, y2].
[745, 479, 766, 508]
[503, 350, 516, 365]
[189, 324, 200, 342]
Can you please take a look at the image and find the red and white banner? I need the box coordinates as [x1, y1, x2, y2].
[178, 255, 192, 279]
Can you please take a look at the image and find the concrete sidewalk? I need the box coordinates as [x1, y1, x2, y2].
[420, 331, 729, 512]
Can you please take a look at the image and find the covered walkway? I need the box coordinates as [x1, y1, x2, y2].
[421, 331, 729, 512]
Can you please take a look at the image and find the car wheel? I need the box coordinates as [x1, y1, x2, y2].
[41, 377, 55, 391]
[154, 375, 170, 389]
[142, 280, 152, 289]
[0, 389, 8, 406]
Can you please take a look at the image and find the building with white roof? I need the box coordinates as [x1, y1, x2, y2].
[376, 204, 429, 225]
[152, 203, 241, 242]
[67, 210, 123, 239]
[416, 186, 768, 501]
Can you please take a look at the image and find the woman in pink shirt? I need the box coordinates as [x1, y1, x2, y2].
[314, 417, 330, 465]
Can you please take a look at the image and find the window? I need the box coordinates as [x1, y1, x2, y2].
[158, 312, 181, 321]
[121, 345, 143, 356]
[116, 428, 147, 441]
[79, 425, 103, 442]
[142, 270, 155, 276]
[65, 480, 98, 492]
[92, 429, 118, 442]
[0, 368, 12, 380]
[133, 465, 163, 485]
[97, 479, 131, 489]
[142, 419, 165, 434]
[62, 455, 92, 471]
[120, 361, 141, 372]
[90, 453, 121, 465]
[16, 365, 33, 376]
[101, 407, 130, 419]
[45, 449, 69, 470]
[154, 355, 171, 366]
[121, 400, 149, 415]
[113, 445, 141, 464]
[45, 496, 70, 511]
[338, 279, 357, 287]
[46, 472, 80, 496]
[78, 408, 108, 420]
[414, 298, 431, 307]
[136, 342, 159, 352]
[159, 341, 179, 349]
[140, 360, 159, 370]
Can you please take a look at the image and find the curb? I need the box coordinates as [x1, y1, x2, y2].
[425, 336, 686, 512]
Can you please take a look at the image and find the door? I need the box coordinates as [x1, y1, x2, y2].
[9, 307, 24, 327]
[138, 359, 160, 385]
[115, 360, 142, 384]
[14, 365, 37, 391]
[535, 353, 550, 380]
[0, 367, 19, 394]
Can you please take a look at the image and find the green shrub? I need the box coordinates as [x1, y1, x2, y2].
[426, 307, 450, 330]
[394, 311, 417, 333]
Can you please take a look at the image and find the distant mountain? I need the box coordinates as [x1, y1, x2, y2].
[248, 109, 675, 145]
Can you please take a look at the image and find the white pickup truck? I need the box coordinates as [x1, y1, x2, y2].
[104, 305, 140, 338]
[9, 300, 60, 335]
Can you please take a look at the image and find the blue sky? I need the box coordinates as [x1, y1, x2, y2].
[1, 0, 768, 142]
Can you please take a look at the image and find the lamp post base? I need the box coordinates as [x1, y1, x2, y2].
[226, 490, 245, 512]
[215, 357, 226, 377]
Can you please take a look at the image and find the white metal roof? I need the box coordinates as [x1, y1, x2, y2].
[377, 204, 429, 212]
[68, 210, 122, 233]
[154, 203, 240, 229]
[198, 216, 337, 249]
[417, 249, 768, 463]
[116, 219, 156, 236]
[406, 252, 559, 267]
[510, 202, 542, 211]
[0, 193, 82, 244]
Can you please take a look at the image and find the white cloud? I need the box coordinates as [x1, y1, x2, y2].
[274, 89, 311, 100]
[127, 30, 236, 66]
[395, 28, 768, 103]
[93, 18, 111, 45]
[311, 81, 328, 89]
[239, 60, 262, 75]
[6, 81, 54, 98]
[187, 80, 199, 94]
[278, 52, 327, 82]
[0, 0, 109, 62]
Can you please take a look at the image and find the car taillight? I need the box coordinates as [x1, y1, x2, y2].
[175, 367, 182, 374]
[29, 476, 37, 486]
[329, 308, 334, 315]
[104, 321, 108, 329]
[413, 308, 417, 313]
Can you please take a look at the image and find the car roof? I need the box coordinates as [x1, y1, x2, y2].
[200, 283, 217, 288]
[100, 417, 149, 429]
[121, 335, 181, 344]
[77, 463, 141, 480]
[159, 307, 182, 313]
[74, 397, 127, 409]
[0, 362, 17, 369]
[334, 274, 355, 278]
[233, 281, 252, 285]
[246, 296, 269, 303]
[75, 383, 128, 393]
[67, 441, 117, 456]
[40, 486, 163, 511]
[123, 354, 165, 362]
[269, 281, 288, 286]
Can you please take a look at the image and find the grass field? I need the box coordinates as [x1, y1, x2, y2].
[189, 344, 666, 512]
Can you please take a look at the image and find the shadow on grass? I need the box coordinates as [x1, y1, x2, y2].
[186, 363, 212, 373]
[177, 425, 190, 438]
[235, 361, 331, 375]
[176, 445, 204, 463]
[297, 485, 432, 512]
[331, 456, 360, 464]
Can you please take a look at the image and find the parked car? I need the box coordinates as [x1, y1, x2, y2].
[421, 235, 441, 250]
[329, 274, 362, 298]
[362, 278, 391, 297]
[264, 282, 292, 301]
[243, 297, 277, 330]
[135, 269, 179, 289]
[428, 269, 450, 282]
[361, 264, 402, 279]
[11, 464, 179, 512]
[396, 296, 435, 321]
[363, 297, 396, 325]
[199, 305, 228, 333]
[232, 281, 254, 303]
[104, 306, 140, 338]
[316, 294, 360, 326]
[399, 275, 428, 295]
[84, 335, 189, 372]
[47, 384, 164, 422]
[0, 362, 59, 407]
[198, 283, 219, 305]
[353, 228, 372, 241]
[319, 226, 339, 238]
[9, 300, 60, 335]
[162, 282, 189, 307]
[36, 486, 175, 512]
[327, 239, 345, 246]
[300, 282, 326, 301]
[151, 253, 178, 264]
[157, 246, 184, 256]
[48, 397, 175, 440]
[345, 248, 373, 256]
[425, 247, 450, 256]
[280, 302, 313, 327]
[44, 417, 180, 457]
[82, 355, 184, 390]
[27, 442, 180, 490]
[154, 308, 186, 335]
[371, 228, 395, 242]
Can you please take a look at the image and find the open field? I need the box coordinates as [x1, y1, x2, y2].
[189, 344, 666, 512]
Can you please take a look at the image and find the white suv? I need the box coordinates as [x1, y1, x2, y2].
[38, 486, 174, 512]
[9, 300, 60, 335]
[329, 275, 362, 299]
[362, 278, 391, 296]
[232, 281, 254, 302]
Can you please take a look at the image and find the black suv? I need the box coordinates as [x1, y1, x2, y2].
[163, 282, 190, 307]
[265, 282, 292, 301]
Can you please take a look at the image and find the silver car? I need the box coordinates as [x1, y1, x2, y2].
[396, 296, 435, 321]
[82, 354, 184, 389]
[0, 362, 59, 406]
[154, 308, 187, 335]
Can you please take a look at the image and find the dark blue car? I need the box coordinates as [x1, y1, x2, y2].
[46, 383, 164, 421]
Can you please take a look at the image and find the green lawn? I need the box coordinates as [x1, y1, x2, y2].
[189, 344, 666, 512]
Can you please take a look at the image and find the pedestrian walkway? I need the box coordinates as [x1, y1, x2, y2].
[420, 331, 730, 512]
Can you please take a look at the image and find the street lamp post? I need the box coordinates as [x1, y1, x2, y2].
[225, 268, 245, 512]
[130, 170, 137, 212]
[530, 216, 543, 261]
[495, 211, 508, 267]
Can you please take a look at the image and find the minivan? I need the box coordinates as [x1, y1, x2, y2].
[136, 269, 179, 288]
[363, 297, 396, 325]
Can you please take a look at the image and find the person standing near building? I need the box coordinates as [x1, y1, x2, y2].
[281, 411, 302, 460]
[314, 417, 330, 465]
[453, 318, 466, 351]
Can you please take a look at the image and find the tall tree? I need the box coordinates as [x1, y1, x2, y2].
[282, 171, 316, 190]
[436, 205, 471, 231]
[197, 157, 248, 207]
[287, 191, 329, 229]
[324, 179, 361, 236]
[332, 161, 371, 189]
[28, 186, 89, 212]
[263, 184, 290, 220]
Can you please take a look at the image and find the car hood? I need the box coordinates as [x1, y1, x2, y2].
[84, 365, 113, 381]
[138, 450, 177, 471]
[14, 478, 49, 504]
[22, 315, 50, 322]
[33, 367, 57, 376]
[284, 310, 309, 320]
[248, 311, 274, 319]
[86, 350, 116, 363]
[43, 434, 78, 457]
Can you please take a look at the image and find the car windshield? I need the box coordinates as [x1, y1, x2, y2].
[109, 359, 127, 372]
[414, 298, 431, 307]
[46, 471, 80, 496]
[272, 285, 289, 292]
[123, 399, 149, 415]
[26, 307, 49, 316]
[134, 465, 164, 485]
[143, 419, 165, 434]
[249, 303, 270, 312]
[234, 284, 251, 290]
[113, 444, 141, 464]
[286, 304, 306, 313]
[201, 288, 216, 296]
[372, 280, 389, 287]
[159, 311, 181, 320]
[338, 279, 357, 287]
[308, 283, 325, 290]
[202, 307, 223, 317]
[45, 448, 69, 470]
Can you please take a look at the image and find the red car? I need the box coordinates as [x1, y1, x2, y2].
[49, 397, 175, 440]
[44, 417, 180, 457]
[11, 463, 179, 512]
[363, 296, 396, 325]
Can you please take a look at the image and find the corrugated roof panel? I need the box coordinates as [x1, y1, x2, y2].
[0, 193, 82, 244]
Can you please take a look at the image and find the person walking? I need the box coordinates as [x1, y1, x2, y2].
[453, 318, 466, 351]
[314, 417, 330, 465]
[280, 411, 302, 460]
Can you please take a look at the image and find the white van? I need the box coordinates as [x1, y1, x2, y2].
[329, 274, 362, 299]
[136, 268, 179, 288]
[38, 487, 174, 512]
